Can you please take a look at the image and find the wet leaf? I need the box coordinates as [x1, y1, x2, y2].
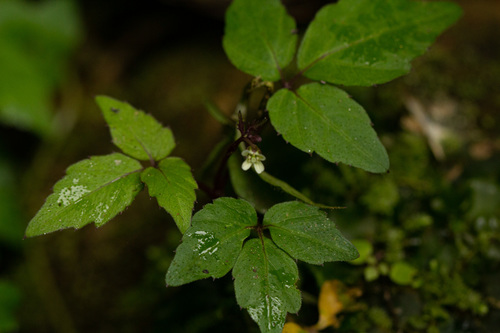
[223, 0, 297, 81]
[26, 153, 143, 237]
[141, 157, 198, 234]
[267, 83, 389, 173]
[96, 96, 175, 162]
[233, 238, 301, 333]
[297, 0, 462, 86]
[166, 198, 256, 286]
[264, 201, 359, 264]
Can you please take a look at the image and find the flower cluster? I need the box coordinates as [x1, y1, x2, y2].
[241, 149, 266, 174]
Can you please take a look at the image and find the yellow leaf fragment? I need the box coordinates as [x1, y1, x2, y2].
[315, 280, 362, 330]
[283, 279, 363, 332]
[282, 322, 308, 333]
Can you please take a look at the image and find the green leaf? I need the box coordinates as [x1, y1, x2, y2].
[95, 96, 175, 162]
[264, 201, 358, 264]
[26, 153, 143, 237]
[166, 198, 256, 286]
[267, 83, 389, 173]
[297, 0, 462, 86]
[233, 238, 301, 333]
[223, 0, 297, 81]
[141, 157, 197, 234]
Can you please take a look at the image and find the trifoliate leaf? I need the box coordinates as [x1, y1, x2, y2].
[267, 83, 389, 173]
[233, 238, 301, 333]
[141, 157, 197, 234]
[297, 0, 462, 86]
[95, 95, 175, 161]
[223, 0, 297, 81]
[166, 198, 256, 286]
[26, 153, 143, 237]
[264, 201, 359, 264]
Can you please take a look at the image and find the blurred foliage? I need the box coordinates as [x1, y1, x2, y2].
[0, 280, 21, 332]
[0, 155, 24, 249]
[0, 0, 499, 332]
[0, 0, 81, 137]
[296, 128, 499, 331]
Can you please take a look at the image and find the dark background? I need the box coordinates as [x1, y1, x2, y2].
[0, 0, 499, 332]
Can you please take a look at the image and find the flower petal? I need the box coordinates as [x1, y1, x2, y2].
[242, 159, 252, 171]
[253, 161, 265, 174]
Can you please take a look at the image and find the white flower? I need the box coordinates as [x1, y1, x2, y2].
[241, 149, 266, 174]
